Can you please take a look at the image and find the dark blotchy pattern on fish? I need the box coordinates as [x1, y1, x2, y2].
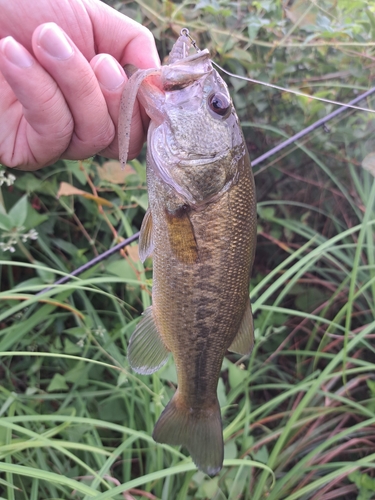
[122, 35, 257, 475]
[150, 152, 256, 408]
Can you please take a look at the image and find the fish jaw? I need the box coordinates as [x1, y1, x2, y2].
[167, 30, 191, 63]
[133, 50, 212, 126]
[123, 42, 242, 207]
[162, 49, 211, 90]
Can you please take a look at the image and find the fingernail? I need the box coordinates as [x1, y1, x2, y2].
[1, 36, 33, 68]
[38, 23, 73, 60]
[93, 54, 125, 91]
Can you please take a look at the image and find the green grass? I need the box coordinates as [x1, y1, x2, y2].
[1, 0, 375, 498]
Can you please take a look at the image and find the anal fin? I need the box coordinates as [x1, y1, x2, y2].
[139, 208, 154, 263]
[228, 299, 254, 355]
[128, 307, 169, 374]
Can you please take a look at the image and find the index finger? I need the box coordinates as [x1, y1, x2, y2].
[86, 1, 161, 69]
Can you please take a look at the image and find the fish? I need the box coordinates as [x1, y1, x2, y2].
[118, 30, 257, 476]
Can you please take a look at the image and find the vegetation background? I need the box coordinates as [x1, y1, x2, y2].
[1, 0, 375, 498]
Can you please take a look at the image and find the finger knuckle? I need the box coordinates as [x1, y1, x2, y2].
[90, 120, 116, 152]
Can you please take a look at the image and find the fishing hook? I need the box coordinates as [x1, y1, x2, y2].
[180, 28, 201, 53]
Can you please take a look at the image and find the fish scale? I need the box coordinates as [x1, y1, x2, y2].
[120, 30, 257, 475]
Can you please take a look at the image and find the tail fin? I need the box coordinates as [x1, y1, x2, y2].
[152, 391, 223, 476]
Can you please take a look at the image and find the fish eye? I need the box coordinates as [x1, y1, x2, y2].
[208, 93, 231, 117]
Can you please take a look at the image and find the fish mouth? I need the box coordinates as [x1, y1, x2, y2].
[161, 49, 212, 91]
[174, 48, 210, 63]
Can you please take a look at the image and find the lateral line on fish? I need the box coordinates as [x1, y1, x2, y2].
[212, 61, 375, 115]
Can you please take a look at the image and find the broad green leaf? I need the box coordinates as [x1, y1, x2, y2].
[8, 195, 28, 228]
[0, 213, 13, 231]
[65, 160, 89, 185]
[47, 374, 69, 392]
[24, 208, 48, 230]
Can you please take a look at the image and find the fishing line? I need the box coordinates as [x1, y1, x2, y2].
[36, 82, 375, 295]
[36, 31, 375, 294]
[37, 232, 140, 295]
[252, 84, 375, 167]
[212, 61, 375, 115]
[182, 27, 375, 115]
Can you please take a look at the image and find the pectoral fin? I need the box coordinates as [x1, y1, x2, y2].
[228, 299, 254, 355]
[128, 307, 169, 374]
[165, 209, 198, 264]
[139, 208, 154, 263]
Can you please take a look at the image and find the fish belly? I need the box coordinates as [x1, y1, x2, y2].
[149, 155, 256, 475]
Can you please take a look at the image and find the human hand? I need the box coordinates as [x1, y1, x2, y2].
[0, 0, 160, 170]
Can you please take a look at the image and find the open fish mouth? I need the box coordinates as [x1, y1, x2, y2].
[162, 49, 212, 90]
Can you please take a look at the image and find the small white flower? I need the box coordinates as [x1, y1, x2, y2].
[28, 229, 38, 240]
[0, 223, 39, 254]
[94, 325, 106, 338]
[76, 338, 85, 348]
[7, 174, 16, 186]
[0, 241, 16, 253]
[21, 229, 39, 242]
[0, 169, 16, 187]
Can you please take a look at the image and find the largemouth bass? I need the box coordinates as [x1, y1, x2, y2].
[119, 31, 257, 476]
